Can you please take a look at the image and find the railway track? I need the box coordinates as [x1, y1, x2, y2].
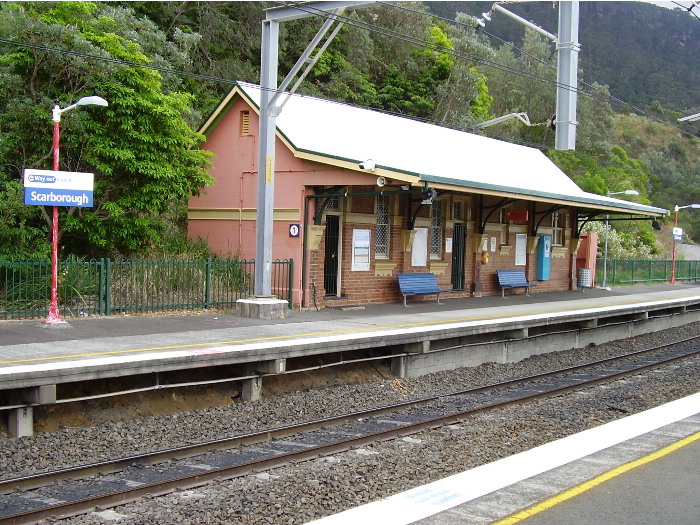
[1, 336, 699, 525]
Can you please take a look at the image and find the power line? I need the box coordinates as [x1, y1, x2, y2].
[0, 4, 693, 146]
[284, 1, 696, 140]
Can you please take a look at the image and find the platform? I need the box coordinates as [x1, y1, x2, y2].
[306, 393, 700, 525]
[2, 283, 700, 436]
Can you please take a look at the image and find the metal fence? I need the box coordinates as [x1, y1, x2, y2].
[595, 258, 700, 286]
[0, 258, 293, 320]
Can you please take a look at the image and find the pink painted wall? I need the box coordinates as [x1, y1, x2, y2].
[189, 94, 373, 306]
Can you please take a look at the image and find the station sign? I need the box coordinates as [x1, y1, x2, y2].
[23, 169, 94, 207]
[506, 210, 529, 222]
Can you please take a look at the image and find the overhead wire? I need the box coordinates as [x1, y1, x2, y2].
[0, 2, 695, 149]
[384, 1, 699, 136]
[0, 34, 551, 153]
[281, 1, 698, 140]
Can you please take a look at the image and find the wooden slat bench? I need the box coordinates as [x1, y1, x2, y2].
[496, 269, 537, 297]
[397, 273, 451, 307]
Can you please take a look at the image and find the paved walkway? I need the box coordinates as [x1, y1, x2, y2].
[3, 283, 699, 350]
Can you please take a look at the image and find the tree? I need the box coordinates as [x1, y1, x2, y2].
[434, 12, 494, 128]
[0, 2, 213, 258]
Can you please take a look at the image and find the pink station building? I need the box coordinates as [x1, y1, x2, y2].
[188, 82, 666, 309]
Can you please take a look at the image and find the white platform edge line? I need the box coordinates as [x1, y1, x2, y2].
[6, 292, 700, 376]
[304, 392, 700, 525]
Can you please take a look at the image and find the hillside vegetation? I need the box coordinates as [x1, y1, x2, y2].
[0, 1, 698, 260]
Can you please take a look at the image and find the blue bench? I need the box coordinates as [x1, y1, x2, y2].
[496, 269, 537, 297]
[397, 273, 451, 307]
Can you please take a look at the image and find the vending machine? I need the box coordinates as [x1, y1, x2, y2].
[536, 235, 551, 280]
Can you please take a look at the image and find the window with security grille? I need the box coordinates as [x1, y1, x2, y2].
[552, 212, 566, 245]
[325, 197, 341, 212]
[453, 201, 464, 221]
[430, 200, 443, 258]
[376, 195, 390, 258]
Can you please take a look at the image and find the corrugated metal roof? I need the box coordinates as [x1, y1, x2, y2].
[221, 82, 667, 217]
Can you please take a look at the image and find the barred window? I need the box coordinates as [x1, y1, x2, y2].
[375, 195, 390, 259]
[430, 200, 443, 258]
[453, 201, 464, 221]
[552, 212, 565, 245]
[325, 197, 340, 212]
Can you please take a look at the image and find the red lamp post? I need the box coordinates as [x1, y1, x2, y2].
[43, 96, 107, 325]
[670, 204, 700, 285]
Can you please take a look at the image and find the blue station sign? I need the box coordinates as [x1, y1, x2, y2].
[23, 169, 94, 207]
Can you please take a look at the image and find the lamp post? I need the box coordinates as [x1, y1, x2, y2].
[44, 95, 108, 325]
[670, 203, 700, 285]
[602, 190, 639, 289]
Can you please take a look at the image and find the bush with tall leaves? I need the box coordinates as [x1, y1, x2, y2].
[0, 2, 213, 259]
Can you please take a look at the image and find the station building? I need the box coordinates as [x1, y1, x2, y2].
[188, 82, 666, 309]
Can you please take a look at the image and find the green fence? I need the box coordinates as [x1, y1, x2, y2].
[595, 258, 700, 286]
[0, 258, 293, 320]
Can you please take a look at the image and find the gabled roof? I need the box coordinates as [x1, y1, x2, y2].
[201, 82, 666, 218]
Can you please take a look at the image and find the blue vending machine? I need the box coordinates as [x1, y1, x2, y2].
[536, 235, 551, 280]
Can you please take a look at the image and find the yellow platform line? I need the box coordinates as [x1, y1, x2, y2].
[492, 431, 700, 525]
[2, 292, 699, 366]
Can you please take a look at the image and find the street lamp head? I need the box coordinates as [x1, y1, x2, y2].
[53, 95, 108, 122]
[76, 96, 108, 107]
[607, 189, 639, 197]
[675, 204, 700, 212]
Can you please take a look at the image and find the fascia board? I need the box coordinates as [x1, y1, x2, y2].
[423, 174, 667, 217]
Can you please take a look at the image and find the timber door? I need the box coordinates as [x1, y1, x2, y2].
[451, 223, 467, 290]
[324, 215, 340, 296]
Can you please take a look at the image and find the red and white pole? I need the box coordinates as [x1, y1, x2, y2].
[44, 117, 65, 324]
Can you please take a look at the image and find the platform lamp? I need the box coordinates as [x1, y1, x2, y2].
[670, 204, 700, 285]
[602, 190, 639, 289]
[44, 95, 108, 325]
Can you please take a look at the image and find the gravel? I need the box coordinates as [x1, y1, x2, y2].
[2, 322, 699, 524]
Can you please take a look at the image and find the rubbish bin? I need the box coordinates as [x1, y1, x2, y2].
[578, 268, 592, 289]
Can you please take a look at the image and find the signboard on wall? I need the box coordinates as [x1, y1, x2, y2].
[507, 210, 528, 222]
[351, 229, 370, 271]
[412, 228, 428, 267]
[515, 233, 527, 266]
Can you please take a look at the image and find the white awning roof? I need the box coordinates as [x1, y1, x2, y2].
[204, 82, 666, 217]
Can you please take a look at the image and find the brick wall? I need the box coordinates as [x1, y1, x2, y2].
[305, 197, 576, 308]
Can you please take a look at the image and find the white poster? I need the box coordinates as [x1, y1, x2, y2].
[352, 229, 371, 271]
[445, 237, 453, 254]
[411, 228, 428, 267]
[515, 234, 527, 266]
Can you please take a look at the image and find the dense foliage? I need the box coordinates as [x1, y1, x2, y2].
[0, 2, 213, 259]
[0, 1, 698, 261]
[428, 1, 700, 111]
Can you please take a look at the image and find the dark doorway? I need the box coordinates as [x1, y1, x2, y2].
[324, 215, 340, 295]
[452, 223, 467, 290]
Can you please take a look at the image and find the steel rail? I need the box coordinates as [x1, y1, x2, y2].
[1, 338, 699, 525]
